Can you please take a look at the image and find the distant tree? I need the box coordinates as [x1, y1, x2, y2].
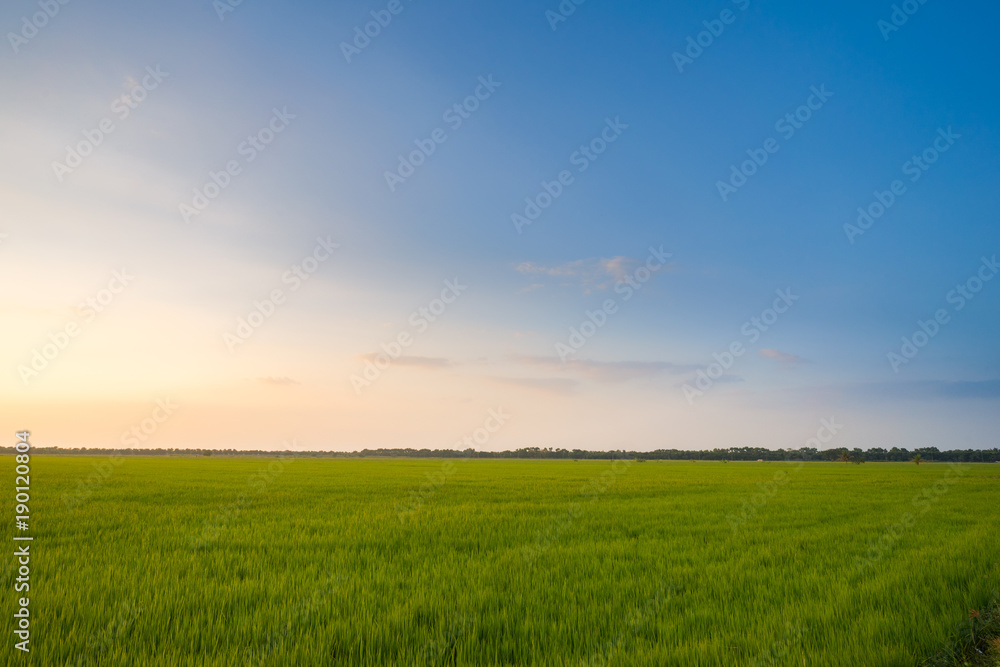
[912, 454, 922, 465]
[838, 449, 851, 463]
[911, 447, 940, 463]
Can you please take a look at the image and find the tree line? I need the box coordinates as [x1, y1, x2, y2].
[5, 445, 999, 462]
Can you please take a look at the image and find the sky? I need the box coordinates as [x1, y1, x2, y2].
[1, 0, 999, 452]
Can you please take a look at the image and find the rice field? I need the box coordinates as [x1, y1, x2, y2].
[8, 456, 1000, 666]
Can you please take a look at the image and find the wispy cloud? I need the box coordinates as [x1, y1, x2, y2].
[514, 355, 699, 382]
[357, 354, 452, 369]
[491, 377, 580, 395]
[759, 348, 804, 365]
[114, 75, 141, 108]
[515, 256, 661, 293]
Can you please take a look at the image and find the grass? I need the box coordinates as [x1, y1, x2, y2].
[6, 456, 1000, 666]
[922, 592, 1000, 666]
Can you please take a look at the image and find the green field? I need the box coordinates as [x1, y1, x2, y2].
[7, 456, 1000, 666]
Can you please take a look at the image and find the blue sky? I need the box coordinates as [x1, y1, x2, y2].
[2, 0, 998, 450]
